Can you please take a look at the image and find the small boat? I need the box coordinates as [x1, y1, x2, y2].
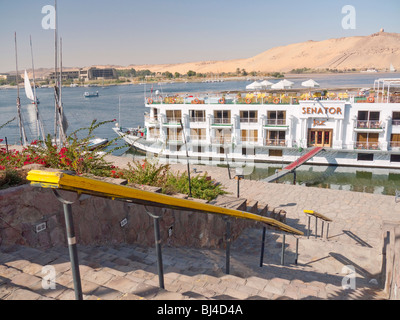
[390, 63, 396, 72]
[87, 137, 108, 150]
[84, 91, 99, 98]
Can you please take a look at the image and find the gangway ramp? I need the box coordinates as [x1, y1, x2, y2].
[265, 147, 323, 183]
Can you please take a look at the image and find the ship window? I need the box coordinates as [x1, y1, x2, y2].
[390, 154, 400, 162]
[241, 129, 258, 143]
[189, 110, 205, 122]
[166, 110, 182, 122]
[193, 145, 204, 153]
[191, 128, 206, 140]
[357, 153, 374, 161]
[392, 112, 400, 125]
[269, 149, 283, 157]
[358, 110, 380, 121]
[267, 111, 286, 125]
[240, 110, 257, 122]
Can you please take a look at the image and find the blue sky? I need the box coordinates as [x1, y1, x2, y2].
[0, 0, 399, 73]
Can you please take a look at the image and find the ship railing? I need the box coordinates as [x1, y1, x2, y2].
[144, 114, 159, 124]
[356, 120, 382, 129]
[165, 117, 182, 124]
[211, 137, 232, 144]
[265, 119, 287, 126]
[190, 135, 207, 141]
[212, 118, 232, 125]
[353, 141, 381, 150]
[240, 137, 259, 144]
[189, 117, 206, 123]
[390, 141, 400, 149]
[265, 139, 287, 147]
[239, 118, 258, 123]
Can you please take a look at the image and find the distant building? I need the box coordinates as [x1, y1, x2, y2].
[0, 73, 22, 82]
[48, 70, 80, 81]
[48, 67, 117, 82]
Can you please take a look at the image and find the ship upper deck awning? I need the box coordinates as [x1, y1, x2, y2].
[26, 170, 303, 235]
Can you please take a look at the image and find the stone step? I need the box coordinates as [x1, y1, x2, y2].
[0, 232, 386, 301]
[208, 195, 247, 211]
[246, 200, 258, 214]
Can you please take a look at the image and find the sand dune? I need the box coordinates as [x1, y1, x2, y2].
[132, 32, 400, 74]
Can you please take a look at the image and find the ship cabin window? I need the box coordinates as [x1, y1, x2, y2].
[152, 108, 158, 118]
[269, 149, 283, 157]
[214, 128, 231, 144]
[240, 110, 258, 123]
[265, 130, 286, 146]
[166, 127, 182, 142]
[241, 129, 258, 143]
[356, 133, 379, 150]
[214, 110, 231, 124]
[357, 111, 380, 128]
[390, 134, 400, 148]
[193, 145, 205, 153]
[166, 110, 182, 123]
[390, 154, 400, 162]
[148, 128, 160, 139]
[392, 112, 400, 126]
[267, 111, 286, 126]
[218, 147, 225, 154]
[357, 153, 374, 161]
[242, 147, 254, 156]
[189, 110, 206, 122]
[190, 128, 206, 141]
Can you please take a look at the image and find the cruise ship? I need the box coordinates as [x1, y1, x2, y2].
[113, 78, 400, 169]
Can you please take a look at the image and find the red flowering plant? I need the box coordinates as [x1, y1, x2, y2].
[27, 119, 124, 176]
[1, 119, 124, 176]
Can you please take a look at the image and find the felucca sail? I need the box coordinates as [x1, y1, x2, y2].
[24, 70, 35, 102]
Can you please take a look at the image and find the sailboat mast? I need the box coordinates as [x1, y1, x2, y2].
[53, 0, 59, 142]
[14, 32, 28, 146]
[58, 36, 66, 144]
[30, 35, 45, 141]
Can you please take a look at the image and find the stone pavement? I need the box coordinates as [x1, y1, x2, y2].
[0, 154, 398, 299]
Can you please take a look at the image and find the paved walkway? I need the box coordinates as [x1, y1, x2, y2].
[0, 153, 398, 299]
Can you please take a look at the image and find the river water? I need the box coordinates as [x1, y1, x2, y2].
[1, 72, 400, 195]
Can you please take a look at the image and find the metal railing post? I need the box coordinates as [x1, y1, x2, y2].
[62, 202, 83, 300]
[307, 216, 311, 239]
[145, 206, 165, 289]
[224, 218, 231, 274]
[295, 237, 299, 265]
[281, 234, 286, 265]
[53, 190, 83, 300]
[259, 226, 266, 267]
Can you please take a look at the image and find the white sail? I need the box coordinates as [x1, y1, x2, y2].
[24, 70, 35, 101]
[390, 63, 396, 72]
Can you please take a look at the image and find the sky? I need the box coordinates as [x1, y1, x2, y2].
[0, 0, 399, 73]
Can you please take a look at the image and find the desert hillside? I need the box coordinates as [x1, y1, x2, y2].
[132, 32, 400, 74]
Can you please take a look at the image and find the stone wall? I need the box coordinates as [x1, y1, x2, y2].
[0, 185, 261, 250]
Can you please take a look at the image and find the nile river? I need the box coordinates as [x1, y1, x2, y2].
[1, 73, 400, 195]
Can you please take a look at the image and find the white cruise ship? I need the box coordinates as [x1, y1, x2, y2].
[113, 78, 400, 169]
